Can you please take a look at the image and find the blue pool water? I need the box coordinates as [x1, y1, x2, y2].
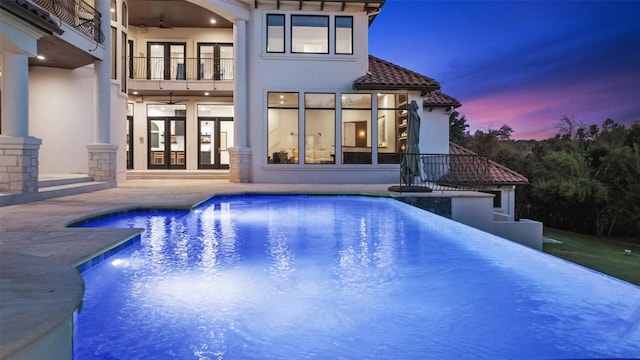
[74, 195, 640, 359]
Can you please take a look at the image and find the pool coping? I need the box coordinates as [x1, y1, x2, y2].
[0, 181, 492, 359]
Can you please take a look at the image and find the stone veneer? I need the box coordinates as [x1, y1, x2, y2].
[87, 144, 118, 185]
[228, 147, 251, 183]
[0, 135, 41, 193]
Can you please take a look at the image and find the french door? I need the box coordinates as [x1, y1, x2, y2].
[198, 117, 233, 169]
[147, 43, 186, 80]
[197, 43, 233, 80]
[148, 117, 186, 169]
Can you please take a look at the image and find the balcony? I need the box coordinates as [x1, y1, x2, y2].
[32, 0, 103, 43]
[127, 56, 234, 95]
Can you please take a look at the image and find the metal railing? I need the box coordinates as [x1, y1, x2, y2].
[399, 153, 494, 191]
[32, 0, 103, 43]
[129, 57, 234, 81]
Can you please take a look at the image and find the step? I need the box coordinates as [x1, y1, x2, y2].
[126, 170, 229, 180]
[38, 174, 94, 188]
[0, 181, 111, 207]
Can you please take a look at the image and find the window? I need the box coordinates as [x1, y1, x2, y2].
[110, 0, 116, 21]
[291, 15, 328, 54]
[485, 191, 502, 208]
[377, 93, 408, 164]
[341, 94, 372, 164]
[335, 16, 353, 55]
[121, 32, 127, 92]
[305, 93, 335, 164]
[266, 14, 285, 53]
[121, 2, 128, 27]
[267, 92, 299, 164]
[110, 27, 117, 79]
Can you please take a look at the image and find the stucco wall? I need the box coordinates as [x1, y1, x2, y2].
[451, 194, 494, 233]
[29, 66, 94, 174]
[420, 107, 450, 154]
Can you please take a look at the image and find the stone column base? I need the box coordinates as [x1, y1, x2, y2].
[228, 147, 251, 183]
[0, 135, 41, 193]
[87, 143, 118, 185]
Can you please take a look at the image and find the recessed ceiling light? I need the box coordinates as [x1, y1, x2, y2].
[133, 91, 138, 95]
[204, 92, 210, 96]
[210, 19, 216, 24]
[36, 55, 45, 60]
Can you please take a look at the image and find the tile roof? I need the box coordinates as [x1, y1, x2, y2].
[354, 56, 440, 92]
[423, 91, 461, 108]
[447, 142, 529, 185]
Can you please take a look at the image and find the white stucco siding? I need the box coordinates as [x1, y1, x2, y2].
[29, 66, 95, 174]
[247, 9, 386, 183]
[420, 107, 450, 154]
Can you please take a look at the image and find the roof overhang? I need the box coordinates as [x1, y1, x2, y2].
[250, 0, 385, 23]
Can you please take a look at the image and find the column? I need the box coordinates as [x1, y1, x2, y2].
[229, 19, 250, 183]
[87, 0, 117, 185]
[0, 52, 42, 193]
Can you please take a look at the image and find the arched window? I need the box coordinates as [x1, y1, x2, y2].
[121, 2, 128, 27]
[110, 0, 117, 22]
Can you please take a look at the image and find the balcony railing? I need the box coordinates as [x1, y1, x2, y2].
[32, 0, 103, 43]
[398, 153, 494, 192]
[128, 57, 234, 81]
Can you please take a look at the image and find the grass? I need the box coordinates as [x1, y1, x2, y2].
[543, 227, 640, 286]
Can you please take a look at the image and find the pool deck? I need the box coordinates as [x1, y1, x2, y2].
[2, 180, 492, 359]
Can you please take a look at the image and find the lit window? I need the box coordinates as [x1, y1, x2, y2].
[266, 14, 285, 53]
[335, 16, 353, 55]
[267, 92, 299, 164]
[305, 94, 335, 164]
[342, 94, 372, 164]
[110, 0, 117, 21]
[291, 15, 328, 54]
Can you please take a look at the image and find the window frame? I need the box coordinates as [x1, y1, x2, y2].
[266, 14, 286, 53]
[334, 16, 353, 55]
[290, 15, 329, 54]
[304, 93, 336, 165]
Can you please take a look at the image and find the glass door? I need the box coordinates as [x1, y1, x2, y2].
[147, 43, 185, 80]
[198, 43, 233, 80]
[126, 103, 133, 169]
[198, 117, 233, 169]
[148, 118, 186, 169]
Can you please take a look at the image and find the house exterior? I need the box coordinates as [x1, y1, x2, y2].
[3, 0, 531, 212]
[3, 0, 478, 195]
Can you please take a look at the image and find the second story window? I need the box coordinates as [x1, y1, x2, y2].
[335, 16, 353, 55]
[291, 15, 328, 54]
[266, 14, 285, 53]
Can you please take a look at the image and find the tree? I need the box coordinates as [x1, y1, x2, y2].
[449, 111, 469, 145]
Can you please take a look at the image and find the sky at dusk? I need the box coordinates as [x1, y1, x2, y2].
[369, 0, 640, 140]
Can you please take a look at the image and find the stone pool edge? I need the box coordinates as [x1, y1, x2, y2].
[0, 188, 492, 359]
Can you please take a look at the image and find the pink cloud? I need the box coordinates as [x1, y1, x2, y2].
[457, 72, 640, 140]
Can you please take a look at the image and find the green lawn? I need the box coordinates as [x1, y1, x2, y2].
[543, 227, 640, 286]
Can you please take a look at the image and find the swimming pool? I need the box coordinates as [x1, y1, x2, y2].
[74, 195, 640, 359]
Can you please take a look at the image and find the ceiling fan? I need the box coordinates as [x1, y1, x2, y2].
[158, 14, 173, 29]
[162, 92, 183, 105]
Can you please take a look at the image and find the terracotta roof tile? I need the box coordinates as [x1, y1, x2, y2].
[448, 142, 529, 185]
[354, 56, 440, 91]
[423, 91, 461, 108]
